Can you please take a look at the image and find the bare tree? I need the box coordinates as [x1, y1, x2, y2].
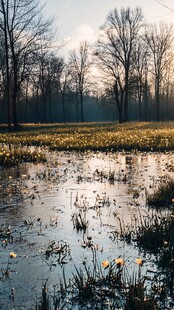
[69, 41, 91, 122]
[131, 38, 150, 121]
[0, 0, 53, 129]
[160, 53, 174, 120]
[0, 0, 11, 130]
[34, 49, 62, 123]
[95, 7, 144, 122]
[146, 22, 173, 121]
[58, 63, 71, 123]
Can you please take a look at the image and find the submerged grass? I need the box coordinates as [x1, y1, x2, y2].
[0, 121, 174, 152]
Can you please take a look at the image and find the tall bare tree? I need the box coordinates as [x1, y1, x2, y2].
[0, 0, 11, 130]
[146, 22, 173, 121]
[0, 0, 53, 129]
[160, 53, 174, 120]
[95, 7, 144, 122]
[131, 38, 150, 121]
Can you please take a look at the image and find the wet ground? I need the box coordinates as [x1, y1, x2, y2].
[0, 150, 173, 309]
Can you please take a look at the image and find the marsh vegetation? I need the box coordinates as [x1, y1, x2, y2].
[0, 125, 174, 309]
[1, 121, 174, 154]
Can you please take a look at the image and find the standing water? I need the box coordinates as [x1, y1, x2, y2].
[0, 151, 173, 309]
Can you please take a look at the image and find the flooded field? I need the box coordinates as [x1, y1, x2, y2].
[0, 150, 174, 309]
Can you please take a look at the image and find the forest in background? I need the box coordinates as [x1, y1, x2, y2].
[0, 1, 174, 129]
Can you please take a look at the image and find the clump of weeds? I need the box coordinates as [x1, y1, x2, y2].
[44, 240, 71, 264]
[112, 209, 174, 306]
[0, 251, 17, 280]
[0, 224, 13, 241]
[124, 270, 160, 310]
[112, 210, 174, 263]
[72, 212, 88, 233]
[36, 248, 162, 309]
[147, 175, 174, 208]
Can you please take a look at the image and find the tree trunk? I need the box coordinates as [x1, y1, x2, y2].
[61, 91, 66, 123]
[144, 75, 148, 122]
[117, 102, 124, 123]
[42, 93, 46, 123]
[1, 0, 11, 131]
[124, 71, 129, 122]
[75, 91, 79, 123]
[166, 88, 169, 121]
[155, 78, 160, 122]
[36, 90, 39, 123]
[80, 90, 84, 122]
[138, 99, 142, 122]
[114, 82, 124, 123]
[24, 78, 29, 123]
[12, 66, 18, 129]
[48, 90, 52, 123]
[9, 28, 19, 129]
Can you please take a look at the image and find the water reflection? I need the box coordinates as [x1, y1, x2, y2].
[0, 151, 173, 309]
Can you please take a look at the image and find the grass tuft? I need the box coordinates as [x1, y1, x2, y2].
[147, 175, 174, 208]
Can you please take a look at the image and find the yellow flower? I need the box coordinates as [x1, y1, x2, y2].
[10, 252, 17, 258]
[135, 258, 143, 266]
[115, 258, 124, 266]
[102, 260, 109, 269]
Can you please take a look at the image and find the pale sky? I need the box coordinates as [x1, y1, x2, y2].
[45, 0, 174, 56]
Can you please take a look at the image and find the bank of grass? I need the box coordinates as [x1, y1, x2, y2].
[0, 147, 46, 166]
[0, 121, 174, 152]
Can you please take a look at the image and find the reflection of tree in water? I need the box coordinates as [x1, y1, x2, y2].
[125, 155, 140, 183]
[125, 154, 165, 181]
[0, 165, 29, 208]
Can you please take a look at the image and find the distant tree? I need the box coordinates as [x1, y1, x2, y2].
[69, 41, 91, 122]
[58, 63, 71, 123]
[160, 53, 174, 120]
[146, 22, 174, 121]
[143, 58, 151, 122]
[131, 39, 150, 121]
[47, 55, 63, 123]
[95, 7, 144, 123]
[34, 49, 63, 123]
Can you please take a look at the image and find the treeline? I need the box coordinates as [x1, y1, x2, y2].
[0, 1, 174, 129]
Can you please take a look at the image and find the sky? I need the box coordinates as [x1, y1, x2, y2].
[45, 0, 174, 57]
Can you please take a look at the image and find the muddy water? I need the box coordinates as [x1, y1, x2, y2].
[0, 151, 173, 309]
